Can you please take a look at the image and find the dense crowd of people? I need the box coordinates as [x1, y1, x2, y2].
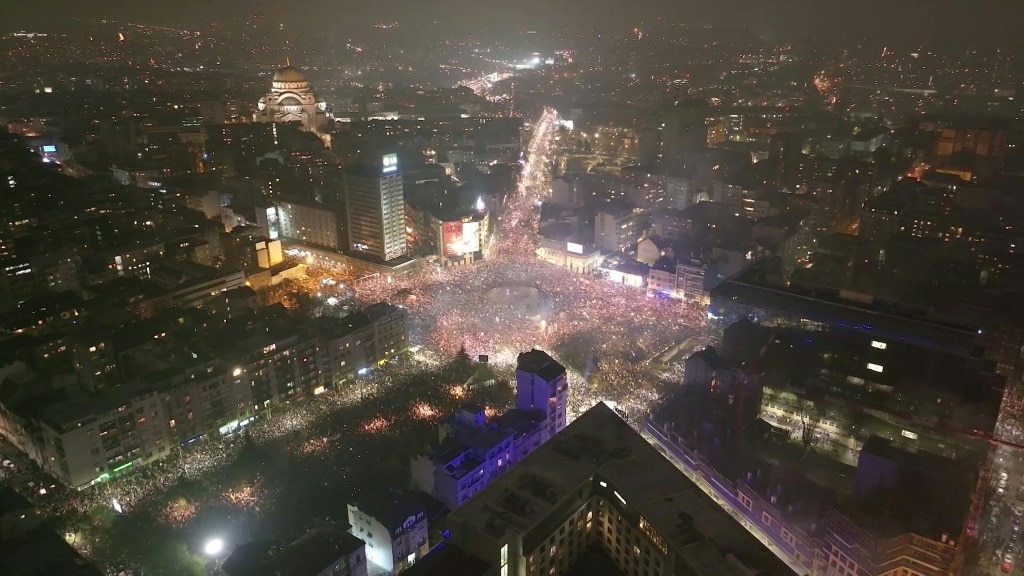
[1, 108, 711, 575]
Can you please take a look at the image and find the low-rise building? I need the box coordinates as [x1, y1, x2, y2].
[646, 259, 708, 303]
[411, 351, 566, 509]
[535, 238, 602, 274]
[411, 411, 516, 510]
[223, 524, 368, 576]
[596, 258, 646, 289]
[0, 486, 104, 576]
[347, 493, 430, 574]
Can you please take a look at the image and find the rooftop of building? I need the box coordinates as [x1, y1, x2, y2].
[222, 285, 258, 300]
[598, 258, 648, 278]
[433, 437, 485, 479]
[423, 201, 486, 224]
[686, 346, 735, 371]
[492, 408, 547, 436]
[712, 257, 980, 347]
[842, 436, 974, 541]
[350, 491, 427, 533]
[342, 249, 417, 269]
[281, 525, 364, 575]
[363, 302, 404, 322]
[311, 312, 375, 340]
[515, 349, 565, 381]
[719, 318, 771, 363]
[726, 319, 1003, 430]
[222, 541, 278, 576]
[400, 543, 489, 576]
[448, 403, 794, 575]
[464, 424, 514, 453]
[538, 221, 578, 243]
[595, 203, 637, 220]
[224, 525, 366, 576]
[0, 485, 104, 576]
[737, 457, 836, 538]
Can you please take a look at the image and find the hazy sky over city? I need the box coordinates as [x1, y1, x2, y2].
[3, 0, 1022, 43]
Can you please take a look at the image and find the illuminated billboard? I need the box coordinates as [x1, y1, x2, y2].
[382, 153, 398, 174]
[443, 221, 464, 257]
[567, 242, 584, 254]
[266, 207, 280, 240]
[42, 145, 57, 153]
[462, 221, 480, 253]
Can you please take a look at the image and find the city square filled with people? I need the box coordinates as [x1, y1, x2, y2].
[0, 108, 709, 575]
[352, 108, 706, 417]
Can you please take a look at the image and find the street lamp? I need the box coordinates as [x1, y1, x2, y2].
[203, 537, 225, 557]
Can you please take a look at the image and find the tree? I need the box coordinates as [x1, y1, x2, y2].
[452, 344, 473, 375]
[799, 406, 822, 450]
[142, 540, 206, 576]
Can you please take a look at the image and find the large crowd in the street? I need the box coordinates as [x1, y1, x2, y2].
[350, 108, 706, 418]
[1, 108, 713, 575]
[15, 371, 401, 520]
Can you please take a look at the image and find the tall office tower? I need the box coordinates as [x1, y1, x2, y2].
[344, 153, 407, 262]
[515, 349, 567, 438]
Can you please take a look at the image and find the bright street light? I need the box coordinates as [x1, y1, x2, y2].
[204, 537, 225, 556]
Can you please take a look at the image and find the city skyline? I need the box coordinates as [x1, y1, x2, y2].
[2, 7, 1024, 576]
[4, 0, 1024, 43]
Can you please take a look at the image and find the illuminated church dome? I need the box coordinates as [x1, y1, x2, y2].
[272, 65, 307, 84]
[254, 61, 333, 141]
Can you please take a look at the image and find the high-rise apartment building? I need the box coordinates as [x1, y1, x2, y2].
[344, 154, 407, 262]
[515, 349, 567, 438]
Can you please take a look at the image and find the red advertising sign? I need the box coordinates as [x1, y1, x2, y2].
[443, 221, 464, 257]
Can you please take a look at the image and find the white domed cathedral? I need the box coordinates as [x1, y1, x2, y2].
[254, 62, 333, 143]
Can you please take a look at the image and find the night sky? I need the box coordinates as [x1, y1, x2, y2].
[2, 0, 1021, 43]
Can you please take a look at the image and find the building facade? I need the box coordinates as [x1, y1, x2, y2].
[345, 157, 407, 262]
[275, 198, 346, 252]
[347, 495, 429, 575]
[594, 207, 642, 254]
[0, 304, 409, 489]
[410, 351, 567, 510]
